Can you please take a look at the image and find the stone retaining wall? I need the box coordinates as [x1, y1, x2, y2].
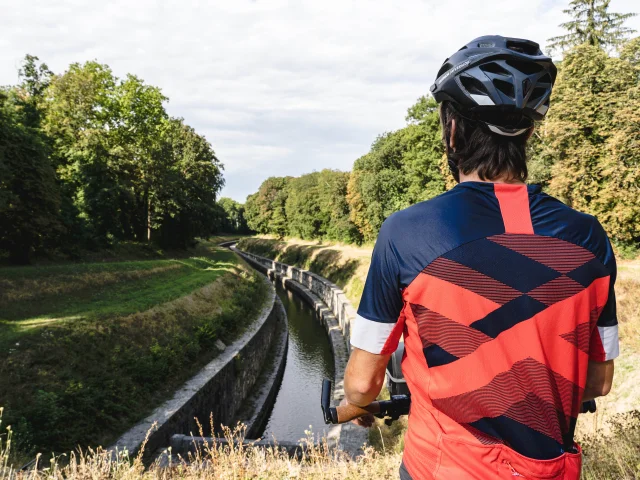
[231, 246, 368, 455]
[110, 274, 283, 461]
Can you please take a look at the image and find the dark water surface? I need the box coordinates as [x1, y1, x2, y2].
[259, 281, 334, 442]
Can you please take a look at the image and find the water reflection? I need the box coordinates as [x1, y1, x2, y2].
[260, 282, 334, 441]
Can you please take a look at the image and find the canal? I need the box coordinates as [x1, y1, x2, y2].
[259, 281, 335, 441]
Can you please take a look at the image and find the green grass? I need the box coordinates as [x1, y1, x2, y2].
[0, 240, 268, 458]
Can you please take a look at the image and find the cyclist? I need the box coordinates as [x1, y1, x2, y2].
[342, 36, 618, 479]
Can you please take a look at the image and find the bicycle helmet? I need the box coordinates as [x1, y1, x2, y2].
[430, 35, 557, 136]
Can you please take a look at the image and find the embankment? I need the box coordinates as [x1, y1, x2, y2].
[0, 241, 270, 457]
[111, 273, 286, 459]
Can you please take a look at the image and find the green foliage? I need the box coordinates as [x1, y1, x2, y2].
[285, 170, 362, 243]
[533, 42, 640, 247]
[347, 96, 445, 242]
[244, 176, 290, 237]
[547, 0, 637, 53]
[218, 197, 251, 234]
[244, 170, 362, 243]
[1, 55, 225, 263]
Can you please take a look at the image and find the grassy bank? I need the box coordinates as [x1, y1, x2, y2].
[0, 239, 268, 458]
[235, 237, 372, 308]
[237, 236, 640, 478]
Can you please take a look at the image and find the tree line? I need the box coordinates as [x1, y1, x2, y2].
[245, 0, 640, 254]
[0, 56, 234, 264]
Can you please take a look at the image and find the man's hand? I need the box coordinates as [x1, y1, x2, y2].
[339, 397, 375, 428]
[583, 359, 614, 402]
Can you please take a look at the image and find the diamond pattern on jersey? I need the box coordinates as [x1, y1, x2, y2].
[443, 238, 561, 292]
[431, 357, 583, 445]
[411, 303, 492, 367]
[560, 322, 591, 354]
[488, 234, 595, 273]
[408, 233, 608, 457]
[528, 275, 586, 306]
[423, 258, 521, 304]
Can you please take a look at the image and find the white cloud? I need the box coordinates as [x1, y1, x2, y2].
[1, 0, 639, 201]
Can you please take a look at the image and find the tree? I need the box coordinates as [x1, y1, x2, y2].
[535, 42, 640, 247]
[42, 61, 122, 243]
[347, 96, 445, 242]
[218, 198, 250, 233]
[244, 177, 290, 237]
[315, 169, 362, 243]
[547, 0, 636, 53]
[153, 118, 224, 248]
[0, 92, 62, 263]
[112, 74, 169, 242]
[16, 54, 52, 128]
[285, 172, 323, 239]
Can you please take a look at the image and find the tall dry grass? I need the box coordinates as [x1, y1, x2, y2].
[0, 412, 402, 480]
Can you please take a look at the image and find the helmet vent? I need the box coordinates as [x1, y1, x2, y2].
[460, 75, 490, 96]
[493, 78, 515, 99]
[527, 87, 547, 105]
[437, 62, 453, 79]
[480, 62, 511, 76]
[506, 40, 541, 56]
[538, 73, 552, 86]
[506, 59, 544, 75]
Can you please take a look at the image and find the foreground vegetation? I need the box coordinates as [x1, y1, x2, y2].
[0, 240, 267, 458]
[0, 411, 638, 479]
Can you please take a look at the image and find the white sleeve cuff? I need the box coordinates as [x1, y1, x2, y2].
[598, 325, 620, 361]
[350, 314, 396, 354]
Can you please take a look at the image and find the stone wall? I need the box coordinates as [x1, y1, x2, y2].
[231, 246, 368, 455]
[110, 274, 283, 460]
[231, 247, 357, 348]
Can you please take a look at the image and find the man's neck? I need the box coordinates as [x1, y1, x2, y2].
[458, 171, 525, 185]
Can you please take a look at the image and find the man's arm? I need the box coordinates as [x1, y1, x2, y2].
[583, 359, 614, 402]
[341, 346, 391, 427]
[344, 346, 390, 407]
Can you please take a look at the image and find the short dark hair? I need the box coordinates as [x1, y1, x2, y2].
[439, 101, 530, 183]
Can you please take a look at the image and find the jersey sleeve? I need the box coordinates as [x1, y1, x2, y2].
[351, 217, 405, 355]
[589, 223, 619, 362]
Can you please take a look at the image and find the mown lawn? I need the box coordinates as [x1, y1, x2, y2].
[0, 240, 268, 458]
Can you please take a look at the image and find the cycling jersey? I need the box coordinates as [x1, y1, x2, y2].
[351, 182, 618, 480]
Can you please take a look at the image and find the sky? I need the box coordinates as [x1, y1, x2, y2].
[1, 1, 639, 202]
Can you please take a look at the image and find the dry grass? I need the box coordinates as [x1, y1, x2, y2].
[0, 413, 402, 480]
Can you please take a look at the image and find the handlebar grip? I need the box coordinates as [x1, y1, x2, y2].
[335, 402, 381, 423]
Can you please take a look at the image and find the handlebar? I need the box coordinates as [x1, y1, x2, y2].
[321, 379, 410, 426]
[321, 378, 597, 428]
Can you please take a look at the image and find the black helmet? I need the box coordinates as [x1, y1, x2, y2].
[430, 35, 557, 136]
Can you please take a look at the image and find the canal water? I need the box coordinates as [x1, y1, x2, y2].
[259, 281, 334, 441]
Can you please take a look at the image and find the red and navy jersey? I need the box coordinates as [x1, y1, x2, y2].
[351, 182, 618, 479]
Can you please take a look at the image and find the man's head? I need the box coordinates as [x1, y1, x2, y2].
[430, 35, 557, 182]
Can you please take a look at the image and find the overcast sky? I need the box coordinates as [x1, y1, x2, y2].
[1, 0, 639, 202]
